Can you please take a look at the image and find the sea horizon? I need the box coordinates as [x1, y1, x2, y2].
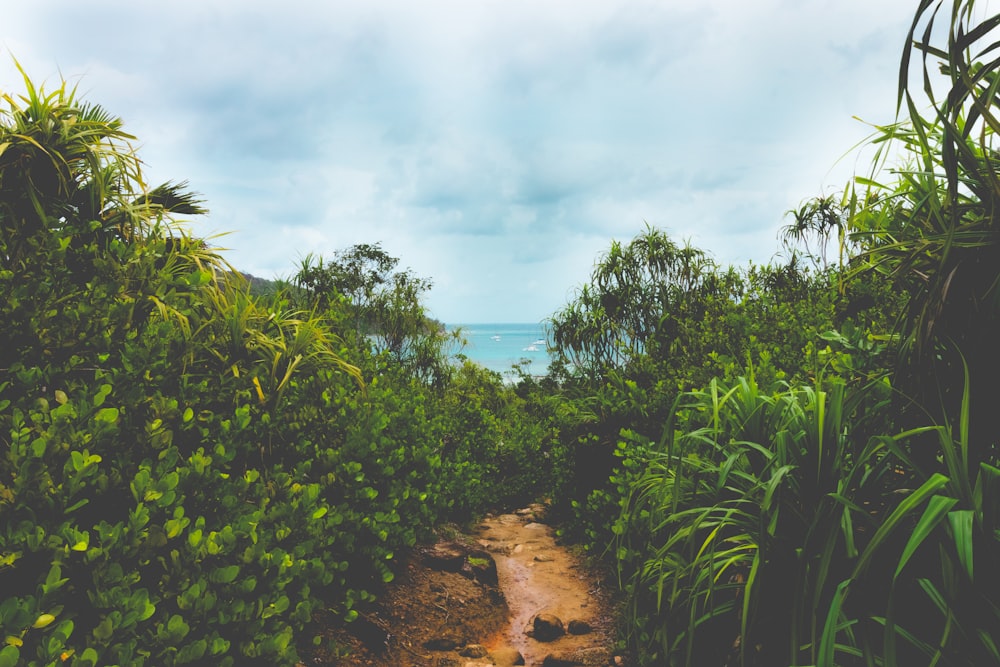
[445, 322, 552, 376]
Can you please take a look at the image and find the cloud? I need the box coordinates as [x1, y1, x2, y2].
[2, 0, 920, 322]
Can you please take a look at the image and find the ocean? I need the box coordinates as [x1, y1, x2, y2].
[446, 323, 552, 376]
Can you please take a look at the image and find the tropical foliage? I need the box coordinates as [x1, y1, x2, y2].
[550, 1, 1000, 664]
[4, 1, 1000, 666]
[0, 68, 553, 666]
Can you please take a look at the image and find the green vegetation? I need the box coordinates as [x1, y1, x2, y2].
[0, 67, 553, 666]
[3, 1, 1000, 665]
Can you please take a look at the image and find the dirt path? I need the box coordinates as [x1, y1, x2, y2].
[311, 504, 621, 666]
[477, 506, 618, 666]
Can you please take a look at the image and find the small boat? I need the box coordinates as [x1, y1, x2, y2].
[491, 335, 501, 342]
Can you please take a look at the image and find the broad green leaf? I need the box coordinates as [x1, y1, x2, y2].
[0, 645, 20, 667]
[166, 614, 189, 639]
[94, 407, 120, 424]
[92, 617, 113, 641]
[211, 565, 240, 584]
[77, 647, 99, 667]
[93, 384, 112, 407]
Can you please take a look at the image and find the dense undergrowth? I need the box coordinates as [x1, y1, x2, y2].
[4, 1, 1000, 666]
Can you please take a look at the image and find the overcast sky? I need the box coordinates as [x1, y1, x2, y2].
[2, 1, 918, 323]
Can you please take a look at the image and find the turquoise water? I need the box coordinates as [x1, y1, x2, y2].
[446, 323, 552, 376]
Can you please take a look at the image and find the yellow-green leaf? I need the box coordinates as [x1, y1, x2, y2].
[93, 617, 113, 641]
[32, 614, 55, 629]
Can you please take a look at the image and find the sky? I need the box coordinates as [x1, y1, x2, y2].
[2, 1, 920, 323]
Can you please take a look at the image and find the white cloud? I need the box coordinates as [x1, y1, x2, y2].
[2, 0, 920, 322]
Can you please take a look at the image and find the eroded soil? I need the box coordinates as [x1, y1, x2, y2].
[307, 504, 622, 666]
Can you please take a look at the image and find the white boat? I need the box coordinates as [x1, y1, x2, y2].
[491, 335, 501, 341]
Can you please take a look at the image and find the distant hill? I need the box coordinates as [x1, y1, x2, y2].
[241, 272, 283, 297]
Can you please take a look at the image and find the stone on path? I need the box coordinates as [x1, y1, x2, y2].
[424, 636, 461, 651]
[516, 504, 549, 522]
[466, 550, 499, 587]
[527, 612, 565, 641]
[490, 646, 526, 666]
[424, 544, 466, 572]
[567, 619, 592, 635]
[459, 644, 489, 658]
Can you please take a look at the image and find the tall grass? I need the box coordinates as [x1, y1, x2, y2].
[616, 375, 910, 665]
[615, 366, 1000, 666]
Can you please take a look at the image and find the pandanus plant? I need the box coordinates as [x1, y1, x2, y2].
[845, 4, 1000, 655]
[0, 63, 218, 373]
[0, 63, 359, 397]
[850, 0, 1000, 465]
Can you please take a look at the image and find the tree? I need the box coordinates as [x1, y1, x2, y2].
[294, 243, 454, 379]
[549, 226, 718, 374]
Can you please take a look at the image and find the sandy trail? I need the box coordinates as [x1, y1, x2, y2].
[477, 507, 614, 666]
[315, 504, 616, 666]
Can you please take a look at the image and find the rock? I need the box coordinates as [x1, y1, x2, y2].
[490, 647, 526, 666]
[351, 613, 390, 651]
[459, 644, 490, 658]
[524, 522, 546, 530]
[517, 504, 549, 521]
[534, 554, 555, 562]
[435, 658, 462, 667]
[424, 544, 467, 572]
[424, 636, 461, 651]
[527, 612, 565, 642]
[465, 550, 499, 586]
[567, 619, 592, 635]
